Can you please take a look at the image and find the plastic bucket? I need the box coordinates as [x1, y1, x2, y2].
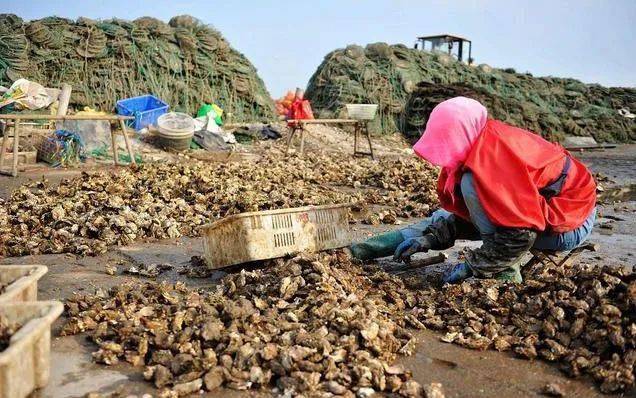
[156, 112, 195, 151]
[157, 135, 193, 151]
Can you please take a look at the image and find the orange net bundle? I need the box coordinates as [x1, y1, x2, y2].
[275, 89, 314, 123]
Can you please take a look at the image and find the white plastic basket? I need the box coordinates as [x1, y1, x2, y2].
[0, 301, 63, 398]
[200, 204, 350, 269]
[345, 104, 378, 120]
[0, 265, 48, 304]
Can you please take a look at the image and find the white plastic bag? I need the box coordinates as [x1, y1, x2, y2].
[0, 79, 54, 110]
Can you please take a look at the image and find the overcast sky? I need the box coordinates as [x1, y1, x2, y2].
[3, 0, 635, 97]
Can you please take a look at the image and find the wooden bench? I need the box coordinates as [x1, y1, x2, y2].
[285, 118, 375, 159]
[0, 114, 136, 177]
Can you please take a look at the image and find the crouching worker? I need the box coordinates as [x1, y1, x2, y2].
[350, 97, 597, 284]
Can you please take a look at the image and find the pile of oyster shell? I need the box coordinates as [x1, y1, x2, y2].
[0, 151, 438, 257]
[62, 251, 437, 397]
[61, 249, 635, 394]
[413, 260, 636, 393]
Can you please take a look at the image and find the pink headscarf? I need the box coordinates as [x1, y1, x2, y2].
[413, 97, 488, 168]
[413, 97, 488, 204]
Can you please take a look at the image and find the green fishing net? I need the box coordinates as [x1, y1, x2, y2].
[306, 43, 635, 142]
[0, 14, 275, 122]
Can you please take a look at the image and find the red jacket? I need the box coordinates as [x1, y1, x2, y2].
[438, 120, 596, 233]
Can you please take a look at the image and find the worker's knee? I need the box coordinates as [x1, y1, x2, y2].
[430, 208, 453, 222]
[460, 171, 497, 235]
[460, 171, 478, 202]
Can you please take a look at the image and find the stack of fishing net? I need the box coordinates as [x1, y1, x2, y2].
[306, 43, 635, 142]
[0, 15, 29, 77]
[403, 82, 568, 141]
[0, 14, 275, 122]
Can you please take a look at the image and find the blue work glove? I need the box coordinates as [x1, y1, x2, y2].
[442, 263, 473, 284]
[393, 235, 435, 262]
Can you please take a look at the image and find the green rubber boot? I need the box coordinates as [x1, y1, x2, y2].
[350, 230, 405, 261]
[494, 263, 523, 283]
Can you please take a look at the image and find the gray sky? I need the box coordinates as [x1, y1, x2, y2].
[3, 0, 635, 96]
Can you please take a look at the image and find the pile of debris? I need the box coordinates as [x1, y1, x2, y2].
[305, 43, 635, 142]
[0, 151, 438, 256]
[0, 14, 274, 120]
[414, 261, 636, 393]
[62, 252, 436, 397]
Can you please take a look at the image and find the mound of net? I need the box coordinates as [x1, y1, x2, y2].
[305, 43, 635, 142]
[403, 82, 571, 141]
[0, 14, 274, 121]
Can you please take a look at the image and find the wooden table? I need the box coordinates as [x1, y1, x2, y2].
[285, 118, 375, 159]
[0, 114, 136, 177]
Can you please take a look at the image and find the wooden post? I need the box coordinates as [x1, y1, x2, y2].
[353, 122, 359, 155]
[118, 119, 136, 165]
[285, 126, 297, 154]
[110, 130, 119, 166]
[364, 122, 375, 160]
[54, 83, 72, 130]
[0, 123, 7, 169]
[12, 119, 20, 177]
[299, 125, 306, 155]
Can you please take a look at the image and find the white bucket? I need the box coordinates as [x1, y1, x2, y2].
[156, 112, 195, 151]
[157, 112, 195, 138]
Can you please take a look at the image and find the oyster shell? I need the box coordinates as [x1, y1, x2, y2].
[63, 251, 433, 396]
[414, 260, 636, 393]
[49, 179, 635, 397]
[0, 152, 438, 257]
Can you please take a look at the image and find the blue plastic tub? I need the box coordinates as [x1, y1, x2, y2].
[116, 95, 169, 130]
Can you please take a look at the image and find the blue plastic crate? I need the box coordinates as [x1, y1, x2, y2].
[116, 95, 169, 130]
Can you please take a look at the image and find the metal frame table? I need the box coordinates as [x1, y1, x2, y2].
[0, 114, 136, 177]
[285, 118, 375, 159]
